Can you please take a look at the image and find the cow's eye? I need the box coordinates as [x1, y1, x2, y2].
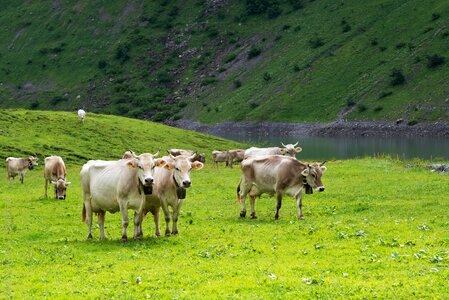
[175, 167, 180, 171]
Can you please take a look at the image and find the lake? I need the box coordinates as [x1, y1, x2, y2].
[214, 133, 449, 160]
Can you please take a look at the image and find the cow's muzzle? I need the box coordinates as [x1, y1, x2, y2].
[317, 187, 325, 192]
[182, 180, 191, 188]
[144, 177, 154, 185]
[58, 196, 65, 200]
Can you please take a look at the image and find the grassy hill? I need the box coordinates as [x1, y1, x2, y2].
[0, 0, 448, 124]
[0, 109, 243, 163]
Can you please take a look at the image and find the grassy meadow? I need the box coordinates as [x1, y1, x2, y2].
[1, 110, 449, 298]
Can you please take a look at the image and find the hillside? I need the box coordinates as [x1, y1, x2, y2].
[0, 109, 243, 163]
[0, 0, 448, 125]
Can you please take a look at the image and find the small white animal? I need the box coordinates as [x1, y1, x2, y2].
[78, 109, 86, 123]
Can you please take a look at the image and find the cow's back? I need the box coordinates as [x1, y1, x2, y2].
[244, 147, 280, 158]
[45, 156, 66, 179]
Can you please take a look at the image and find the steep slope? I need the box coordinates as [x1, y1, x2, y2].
[0, 0, 448, 124]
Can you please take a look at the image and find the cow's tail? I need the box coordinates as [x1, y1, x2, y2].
[82, 203, 86, 222]
[236, 178, 242, 204]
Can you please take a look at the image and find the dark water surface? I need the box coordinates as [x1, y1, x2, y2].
[216, 133, 449, 160]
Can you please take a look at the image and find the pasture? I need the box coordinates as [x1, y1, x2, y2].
[1, 109, 448, 298]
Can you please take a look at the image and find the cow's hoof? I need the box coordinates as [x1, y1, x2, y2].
[250, 213, 257, 219]
[299, 216, 305, 220]
[240, 211, 246, 218]
[165, 232, 171, 237]
[87, 234, 93, 239]
[121, 236, 128, 242]
[274, 215, 279, 220]
[172, 231, 178, 235]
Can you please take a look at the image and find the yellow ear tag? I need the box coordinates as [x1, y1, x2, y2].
[128, 163, 135, 170]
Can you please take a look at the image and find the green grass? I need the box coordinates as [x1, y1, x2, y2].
[0, 1, 448, 124]
[1, 110, 449, 298]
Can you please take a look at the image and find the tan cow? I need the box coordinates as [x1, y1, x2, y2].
[244, 142, 302, 158]
[141, 154, 203, 237]
[44, 156, 71, 200]
[212, 150, 229, 167]
[237, 155, 326, 220]
[168, 149, 206, 163]
[227, 149, 245, 168]
[81, 152, 165, 241]
[6, 156, 38, 184]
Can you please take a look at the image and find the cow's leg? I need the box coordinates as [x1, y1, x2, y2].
[249, 194, 257, 219]
[44, 179, 48, 198]
[171, 200, 184, 235]
[118, 200, 129, 242]
[19, 172, 24, 184]
[296, 192, 304, 220]
[98, 210, 106, 240]
[133, 211, 143, 240]
[274, 192, 283, 220]
[160, 201, 171, 236]
[238, 179, 251, 218]
[152, 207, 161, 237]
[83, 193, 94, 239]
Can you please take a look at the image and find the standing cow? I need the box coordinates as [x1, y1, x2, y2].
[168, 149, 206, 163]
[237, 155, 326, 220]
[212, 150, 229, 167]
[244, 142, 302, 158]
[6, 156, 39, 184]
[81, 152, 165, 241]
[78, 109, 86, 123]
[142, 154, 203, 237]
[227, 149, 245, 168]
[44, 156, 71, 200]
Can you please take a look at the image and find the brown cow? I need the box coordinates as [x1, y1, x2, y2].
[212, 150, 229, 167]
[6, 156, 38, 184]
[227, 149, 245, 168]
[237, 155, 326, 220]
[44, 156, 70, 200]
[168, 149, 206, 163]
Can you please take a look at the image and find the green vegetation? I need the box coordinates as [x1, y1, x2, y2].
[0, 1, 447, 124]
[1, 110, 449, 298]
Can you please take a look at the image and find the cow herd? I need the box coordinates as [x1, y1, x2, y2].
[5, 142, 327, 241]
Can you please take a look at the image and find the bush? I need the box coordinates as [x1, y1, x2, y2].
[309, 36, 324, 48]
[373, 106, 383, 112]
[426, 54, 445, 68]
[249, 102, 259, 109]
[370, 38, 378, 46]
[223, 53, 237, 63]
[288, 0, 304, 10]
[248, 46, 261, 59]
[342, 24, 351, 33]
[50, 96, 68, 105]
[431, 13, 440, 21]
[390, 68, 405, 86]
[357, 104, 367, 112]
[378, 91, 393, 99]
[267, 5, 282, 18]
[293, 64, 301, 72]
[407, 120, 418, 126]
[294, 25, 301, 32]
[233, 79, 242, 88]
[282, 24, 291, 31]
[30, 101, 39, 109]
[263, 72, 272, 81]
[115, 43, 130, 63]
[98, 60, 107, 69]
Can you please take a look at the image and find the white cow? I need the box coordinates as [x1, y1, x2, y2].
[78, 109, 86, 123]
[244, 142, 302, 158]
[81, 152, 165, 241]
[142, 154, 203, 237]
[6, 156, 38, 183]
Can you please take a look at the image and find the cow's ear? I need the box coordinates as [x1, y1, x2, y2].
[155, 158, 166, 168]
[295, 147, 302, 152]
[191, 161, 204, 170]
[164, 163, 174, 170]
[66, 182, 71, 186]
[301, 169, 309, 176]
[320, 166, 327, 173]
[127, 161, 136, 169]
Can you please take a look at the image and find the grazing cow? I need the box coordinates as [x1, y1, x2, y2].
[212, 150, 229, 167]
[227, 149, 245, 168]
[142, 154, 204, 237]
[237, 155, 326, 220]
[244, 142, 302, 158]
[168, 149, 206, 163]
[6, 156, 38, 184]
[78, 109, 86, 123]
[44, 156, 71, 200]
[81, 152, 165, 241]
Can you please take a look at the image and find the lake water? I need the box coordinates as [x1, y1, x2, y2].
[215, 133, 449, 160]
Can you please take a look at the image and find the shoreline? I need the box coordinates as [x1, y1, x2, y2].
[169, 120, 449, 138]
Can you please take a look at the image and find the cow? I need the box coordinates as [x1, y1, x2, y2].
[212, 150, 229, 167]
[44, 156, 71, 200]
[168, 149, 206, 163]
[6, 156, 38, 184]
[227, 149, 245, 168]
[78, 109, 86, 123]
[122, 150, 137, 159]
[81, 151, 165, 241]
[141, 153, 204, 237]
[244, 142, 302, 158]
[237, 155, 326, 220]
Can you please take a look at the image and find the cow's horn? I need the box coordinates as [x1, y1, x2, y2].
[189, 152, 197, 161]
[281, 142, 286, 147]
[320, 161, 327, 166]
[293, 141, 299, 147]
[153, 149, 160, 157]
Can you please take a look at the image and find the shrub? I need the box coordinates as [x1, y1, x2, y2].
[431, 13, 440, 21]
[426, 54, 445, 68]
[115, 43, 130, 63]
[293, 64, 301, 72]
[267, 5, 282, 18]
[30, 101, 39, 109]
[395, 42, 406, 49]
[370, 38, 378, 46]
[373, 106, 383, 112]
[263, 72, 272, 81]
[294, 25, 301, 32]
[223, 53, 237, 63]
[98, 60, 107, 69]
[282, 24, 291, 31]
[218, 67, 227, 73]
[288, 0, 304, 10]
[309, 36, 324, 48]
[407, 120, 418, 126]
[248, 46, 261, 59]
[50, 96, 68, 105]
[357, 104, 367, 112]
[390, 68, 405, 86]
[233, 79, 242, 88]
[342, 24, 351, 33]
[378, 91, 393, 99]
[157, 71, 172, 84]
[202, 76, 218, 86]
[249, 101, 259, 109]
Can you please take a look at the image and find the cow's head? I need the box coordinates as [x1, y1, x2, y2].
[28, 156, 38, 170]
[136, 151, 165, 187]
[281, 142, 302, 157]
[52, 177, 71, 200]
[167, 154, 204, 188]
[301, 161, 327, 192]
[195, 153, 206, 163]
